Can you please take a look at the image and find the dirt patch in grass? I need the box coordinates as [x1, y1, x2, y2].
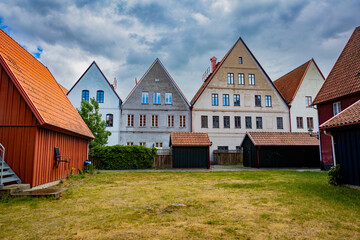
[1, 171, 360, 239]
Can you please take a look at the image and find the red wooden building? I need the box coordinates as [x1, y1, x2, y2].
[313, 26, 360, 170]
[0, 30, 94, 187]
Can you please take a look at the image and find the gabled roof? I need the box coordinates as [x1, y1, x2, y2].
[320, 99, 360, 129]
[313, 26, 360, 105]
[67, 61, 122, 102]
[58, 84, 68, 95]
[170, 132, 211, 147]
[190, 37, 287, 106]
[124, 58, 189, 106]
[0, 29, 94, 139]
[274, 59, 325, 105]
[241, 132, 319, 146]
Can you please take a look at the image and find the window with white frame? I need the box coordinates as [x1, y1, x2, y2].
[238, 73, 245, 85]
[139, 142, 146, 147]
[212, 93, 218, 106]
[234, 94, 240, 106]
[223, 94, 229, 106]
[180, 115, 186, 128]
[305, 96, 312, 108]
[227, 73, 234, 84]
[249, 74, 255, 85]
[142, 92, 149, 104]
[333, 102, 341, 115]
[152, 115, 158, 127]
[265, 95, 272, 107]
[127, 114, 134, 127]
[139, 114, 146, 127]
[165, 93, 172, 104]
[127, 142, 134, 146]
[155, 142, 163, 148]
[168, 115, 174, 127]
[154, 92, 161, 104]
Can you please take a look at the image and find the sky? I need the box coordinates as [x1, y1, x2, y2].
[0, 0, 359, 101]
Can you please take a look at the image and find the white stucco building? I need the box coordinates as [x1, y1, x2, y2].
[67, 61, 122, 145]
[274, 59, 325, 133]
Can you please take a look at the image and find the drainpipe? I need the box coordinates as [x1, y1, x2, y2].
[288, 105, 292, 132]
[323, 130, 336, 166]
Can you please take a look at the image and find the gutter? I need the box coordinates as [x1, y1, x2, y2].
[323, 130, 336, 166]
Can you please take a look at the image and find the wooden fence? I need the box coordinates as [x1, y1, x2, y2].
[213, 150, 243, 165]
[153, 149, 173, 168]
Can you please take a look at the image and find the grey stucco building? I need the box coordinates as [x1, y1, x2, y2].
[120, 58, 191, 149]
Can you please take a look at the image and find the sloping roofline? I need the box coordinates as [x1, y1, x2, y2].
[67, 61, 122, 102]
[190, 37, 288, 106]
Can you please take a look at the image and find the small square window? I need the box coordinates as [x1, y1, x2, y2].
[155, 78, 160, 82]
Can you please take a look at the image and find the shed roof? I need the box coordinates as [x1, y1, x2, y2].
[0, 29, 94, 139]
[320, 99, 360, 129]
[242, 132, 319, 146]
[170, 132, 211, 147]
[313, 26, 360, 105]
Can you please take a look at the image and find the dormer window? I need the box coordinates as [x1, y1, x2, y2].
[82, 90, 89, 102]
[97, 90, 104, 103]
[239, 57, 243, 64]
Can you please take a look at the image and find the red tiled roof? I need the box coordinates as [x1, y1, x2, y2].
[313, 26, 360, 105]
[59, 84, 68, 95]
[243, 132, 319, 146]
[320, 99, 360, 129]
[0, 30, 94, 139]
[170, 132, 211, 147]
[274, 59, 322, 105]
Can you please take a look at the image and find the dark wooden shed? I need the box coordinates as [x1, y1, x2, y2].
[170, 132, 211, 168]
[0, 30, 94, 187]
[241, 132, 320, 168]
[320, 99, 360, 186]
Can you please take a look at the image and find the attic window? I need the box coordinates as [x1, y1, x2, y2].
[239, 57, 243, 64]
[155, 78, 160, 82]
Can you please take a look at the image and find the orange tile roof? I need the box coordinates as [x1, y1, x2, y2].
[320, 99, 360, 129]
[0, 30, 94, 139]
[58, 84, 68, 95]
[170, 132, 211, 147]
[274, 60, 314, 105]
[243, 132, 319, 146]
[313, 26, 360, 105]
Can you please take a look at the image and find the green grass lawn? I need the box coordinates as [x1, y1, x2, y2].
[1, 170, 360, 239]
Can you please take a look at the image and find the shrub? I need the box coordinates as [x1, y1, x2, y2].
[328, 164, 342, 185]
[90, 145, 157, 170]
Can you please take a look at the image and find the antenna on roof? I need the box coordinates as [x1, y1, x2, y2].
[135, 78, 138, 85]
[202, 67, 211, 82]
[112, 77, 117, 90]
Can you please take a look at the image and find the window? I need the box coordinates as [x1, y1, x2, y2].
[127, 142, 133, 146]
[234, 94, 240, 106]
[307, 117, 314, 129]
[127, 114, 134, 127]
[152, 115, 158, 127]
[139, 114, 146, 127]
[201, 116, 208, 128]
[296, 117, 303, 129]
[155, 142, 163, 148]
[168, 115, 174, 127]
[235, 116, 241, 128]
[224, 116, 230, 128]
[255, 95, 261, 107]
[333, 102, 341, 115]
[238, 57, 243, 64]
[305, 96, 312, 108]
[213, 116, 219, 128]
[223, 94, 229, 106]
[277, 117, 283, 129]
[82, 90, 89, 102]
[246, 116, 252, 129]
[227, 73, 234, 84]
[106, 114, 113, 127]
[212, 94, 218, 106]
[238, 73, 245, 85]
[265, 95, 272, 107]
[97, 90, 104, 103]
[154, 92, 161, 104]
[142, 92, 149, 104]
[165, 93, 172, 104]
[256, 117, 263, 129]
[139, 142, 146, 147]
[180, 115, 186, 128]
[249, 74, 255, 85]
[155, 78, 160, 82]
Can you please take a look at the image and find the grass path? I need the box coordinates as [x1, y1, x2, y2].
[1, 170, 360, 239]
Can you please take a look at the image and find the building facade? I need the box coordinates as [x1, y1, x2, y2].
[120, 59, 191, 149]
[191, 37, 290, 161]
[274, 59, 325, 133]
[67, 62, 122, 146]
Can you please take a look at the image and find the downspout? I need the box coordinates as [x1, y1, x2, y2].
[323, 130, 336, 166]
[190, 106, 193, 132]
[288, 105, 292, 132]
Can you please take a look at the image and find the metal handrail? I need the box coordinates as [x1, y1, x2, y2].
[0, 143, 5, 187]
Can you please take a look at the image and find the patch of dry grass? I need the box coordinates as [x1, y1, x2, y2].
[1, 170, 360, 239]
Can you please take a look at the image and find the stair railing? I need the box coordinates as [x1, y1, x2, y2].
[0, 143, 5, 187]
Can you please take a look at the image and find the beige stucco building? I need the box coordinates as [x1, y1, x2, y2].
[274, 59, 325, 133]
[191, 37, 290, 161]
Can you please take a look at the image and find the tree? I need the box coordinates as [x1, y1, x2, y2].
[77, 98, 111, 149]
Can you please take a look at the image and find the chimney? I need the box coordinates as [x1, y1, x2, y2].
[210, 56, 217, 72]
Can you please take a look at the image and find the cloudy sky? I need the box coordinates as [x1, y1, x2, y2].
[0, 0, 359, 101]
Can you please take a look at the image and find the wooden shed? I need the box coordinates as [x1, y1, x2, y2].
[320, 99, 360, 186]
[241, 132, 320, 168]
[0, 30, 94, 187]
[170, 132, 211, 168]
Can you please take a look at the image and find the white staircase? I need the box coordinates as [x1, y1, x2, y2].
[0, 143, 21, 189]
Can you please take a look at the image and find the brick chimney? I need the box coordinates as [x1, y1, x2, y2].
[210, 56, 217, 72]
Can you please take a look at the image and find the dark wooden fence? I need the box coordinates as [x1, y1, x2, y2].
[153, 149, 173, 168]
[213, 150, 243, 165]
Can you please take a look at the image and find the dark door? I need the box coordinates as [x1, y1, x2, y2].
[173, 147, 207, 168]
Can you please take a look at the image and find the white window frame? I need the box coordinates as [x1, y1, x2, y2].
[165, 93, 172, 104]
[142, 92, 149, 104]
[333, 102, 341, 115]
[238, 73, 245, 85]
[249, 74, 255, 85]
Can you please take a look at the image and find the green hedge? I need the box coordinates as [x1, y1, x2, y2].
[90, 145, 157, 170]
